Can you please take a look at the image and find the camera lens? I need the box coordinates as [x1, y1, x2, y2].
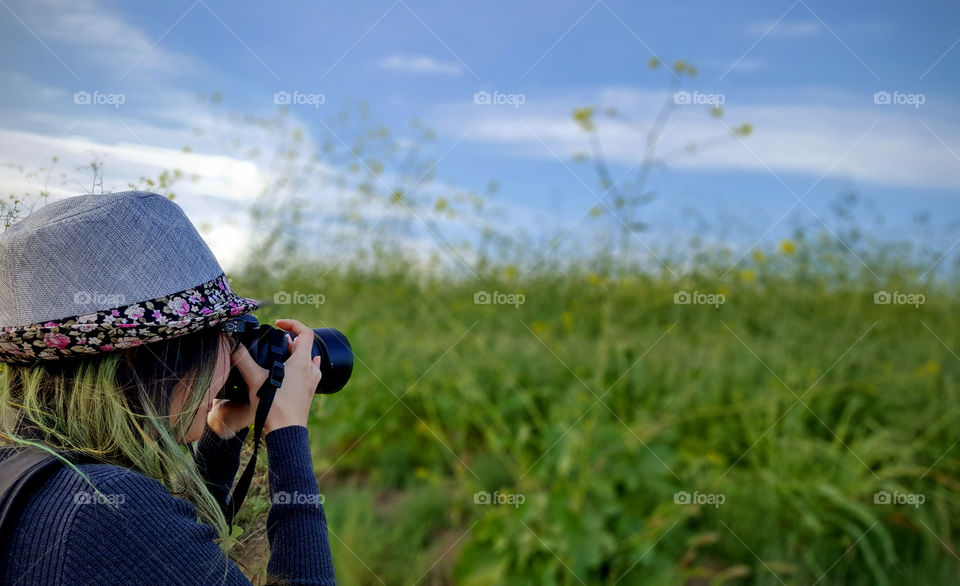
[310, 328, 353, 394]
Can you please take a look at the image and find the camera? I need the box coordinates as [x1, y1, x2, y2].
[219, 314, 353, 402]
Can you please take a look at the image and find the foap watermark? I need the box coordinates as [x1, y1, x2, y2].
[673, 90, 725, 106]
[873, 90, 925, 109]
[674, 490, 725, 508]
[674, 290, 725, 308]
[274, 290, 325, 308]
[474, 290, 525, 308]
[473, 90, 525, 109]
[74, 491, 126, 505]
[274, 90, 326, 109]
[874, 490, 924, 508]
[74, 291, 126, 306]
[273, 490, 325, 507]
[874, 290, 924, 308]
[474, 490, 525, 508]
[73, 90, 126, 109]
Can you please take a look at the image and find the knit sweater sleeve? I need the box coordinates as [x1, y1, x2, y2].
[193, 425, 250, 517]
[62, 426, 336, 585]
[264, 425, 337, 584]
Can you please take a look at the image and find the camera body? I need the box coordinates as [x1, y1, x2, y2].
[220, 314, 353, 402]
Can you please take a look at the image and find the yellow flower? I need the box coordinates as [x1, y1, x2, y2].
[706, 451, 725, 466]
[504, 265, 517, 280]
[751, 250, 766, 264]
[779, 239, 797, 255]
[739, 269, 756, 283]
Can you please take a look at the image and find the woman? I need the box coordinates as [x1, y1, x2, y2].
[0, 191, 337, 585]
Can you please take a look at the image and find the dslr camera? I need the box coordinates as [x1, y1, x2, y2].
[219, 314, 353, 402]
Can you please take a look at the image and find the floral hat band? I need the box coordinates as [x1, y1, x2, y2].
[0, 191, 264, 365]
[0, 273, 262, 364]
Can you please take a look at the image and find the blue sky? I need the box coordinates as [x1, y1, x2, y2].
[1, 0, 958, 272]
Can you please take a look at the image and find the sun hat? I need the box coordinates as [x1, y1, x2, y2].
[0, 191, 264, 364]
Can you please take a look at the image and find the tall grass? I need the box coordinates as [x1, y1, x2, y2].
[230, 235, 960, 585]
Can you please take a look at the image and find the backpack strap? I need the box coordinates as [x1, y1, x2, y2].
[0, 448, 66, 540]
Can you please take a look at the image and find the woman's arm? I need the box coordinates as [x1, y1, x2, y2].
[264, 425, 336, 583]
[63, 453, 336, 585]
[193, 426, 250, 517]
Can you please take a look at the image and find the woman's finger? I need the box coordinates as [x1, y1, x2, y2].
[275, 318, 310, 334]
[231, 344, 264, 379]
[230, 343, 258, 371]
[227, 341, 268, 403]
[276, 319, 315, 360]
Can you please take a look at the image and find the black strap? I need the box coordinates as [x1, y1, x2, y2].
[0, 448, 67, 542]
[226, 358, 284, 527]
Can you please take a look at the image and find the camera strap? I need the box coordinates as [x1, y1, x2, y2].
[226, 359, 285, 528]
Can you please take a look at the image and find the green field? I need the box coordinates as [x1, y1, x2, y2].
[227, 241, 960, 585]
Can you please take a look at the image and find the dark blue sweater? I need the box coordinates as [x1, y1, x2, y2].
[0, 425, 336, 585]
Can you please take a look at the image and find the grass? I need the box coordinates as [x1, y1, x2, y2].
[228, 243, 960, 585]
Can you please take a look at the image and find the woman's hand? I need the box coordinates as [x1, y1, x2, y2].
[206, 343, 268, 439]
[206, 319, 322, 438]
[264, 318, 323, 434]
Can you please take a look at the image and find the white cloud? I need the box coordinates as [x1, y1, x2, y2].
[378, 54, 462, 75]
[0, 0, 534, 272]
[0, 103, 546, 273]
[0, 71, 70, 101]
[0, 123, 273, 269]
[7, 0, 202, 79]
[433, 86, 960, 191]
[0, 126, 264, 195]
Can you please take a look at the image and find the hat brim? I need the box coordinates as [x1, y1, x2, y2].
[0, 273, 263, 364]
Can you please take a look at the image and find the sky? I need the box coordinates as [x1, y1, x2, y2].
[0, 0, 958, 273]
